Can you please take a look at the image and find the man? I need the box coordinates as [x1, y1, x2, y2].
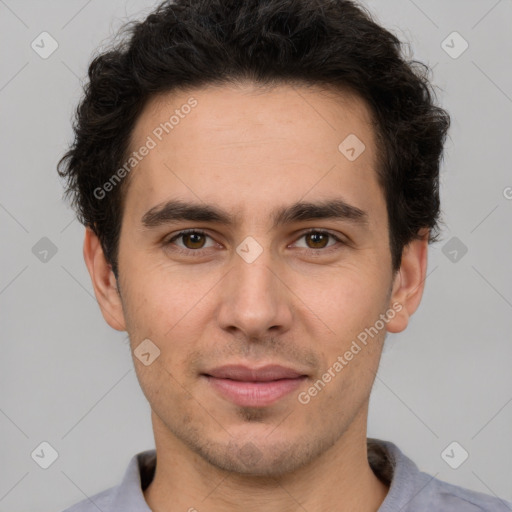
[57, 0, 511, 510]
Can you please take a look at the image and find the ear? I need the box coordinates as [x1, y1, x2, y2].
[83, 226, 126, 331]
[386, 229, 429, 334]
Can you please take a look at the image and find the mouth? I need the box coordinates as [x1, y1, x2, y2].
[201, 364, 308, 407]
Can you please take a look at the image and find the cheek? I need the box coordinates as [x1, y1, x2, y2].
[291, 261, 390, 342]
[121, 251, 208, 323]
[121, 263, 217, 369]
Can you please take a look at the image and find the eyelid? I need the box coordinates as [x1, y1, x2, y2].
[166, 228, 214, 245]
[167, 228, 207, 239]
[289, 228, 345, 249]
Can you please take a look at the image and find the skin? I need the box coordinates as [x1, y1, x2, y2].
[84, 82, 428, 512]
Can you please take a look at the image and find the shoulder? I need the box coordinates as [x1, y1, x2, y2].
[370, 439, 512, 512]
[58, 449, 156, 512]
[60, 486, 115, 512]
[418, 474, 512, 511]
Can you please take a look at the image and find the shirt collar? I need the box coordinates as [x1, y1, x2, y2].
[109, 450, 155, 511]
[109, 438, 413, 511]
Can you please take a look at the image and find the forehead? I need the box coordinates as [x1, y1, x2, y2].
[123, 82, 384, 227]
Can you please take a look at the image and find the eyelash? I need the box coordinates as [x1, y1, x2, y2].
[164, 228, 346, 257]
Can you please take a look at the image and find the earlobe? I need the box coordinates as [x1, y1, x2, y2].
[83, 226, 126, 331]
[386, 229, 429, 334]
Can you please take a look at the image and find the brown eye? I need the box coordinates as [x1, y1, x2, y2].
[292, 230, 343, 252]
[181, 232, 206, 249]
[166, 230, 215, 252]
[305, 232, 330, 249]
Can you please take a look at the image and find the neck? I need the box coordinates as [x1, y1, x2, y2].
[144, 408, 389, 512]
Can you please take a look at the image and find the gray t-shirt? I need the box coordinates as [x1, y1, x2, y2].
[62, 438, 512, 511]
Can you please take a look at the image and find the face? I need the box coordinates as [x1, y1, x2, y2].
[89, 82, 425, 477]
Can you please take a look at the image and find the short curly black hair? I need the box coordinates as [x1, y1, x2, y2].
[58, 0, 450, 277]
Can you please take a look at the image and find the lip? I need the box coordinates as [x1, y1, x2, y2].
[204, 364, 306, 381]
[202, 364, 308, 407]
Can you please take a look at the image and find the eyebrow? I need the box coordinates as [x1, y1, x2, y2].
[141, 198, 368, 229]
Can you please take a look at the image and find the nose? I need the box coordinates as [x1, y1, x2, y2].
[216, 246, 293, 341]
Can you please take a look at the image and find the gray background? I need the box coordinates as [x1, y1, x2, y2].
[1, 0, 511, 510]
